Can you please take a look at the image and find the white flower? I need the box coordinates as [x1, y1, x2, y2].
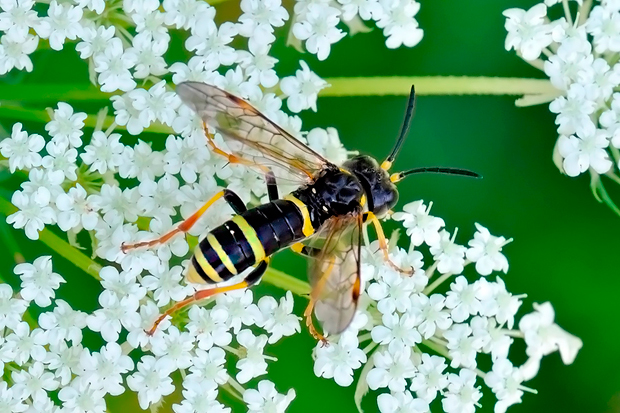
[484, 358, 524, 413]
[172, 380, 228, 413]
[187, 347, 229, 386]
[86, 290, 140, 342]
[41, 140, 78, 181]
[238, 0, 288, 50]
[410, 293, 452, 339]
[476, 277, 522, 329]
[280, 60, 328, 112]
[293, 3, 345, 60]
[543, 31, 593, 91]
[244, 380, 296, 413]
[236, 329, 269, 384]
[38, 299, 86, 346]
[186, 20, 237, 67]
[132, 80, 180, 128]
[0, 0, 39, 42]
[7, 190, 57, 240]
[163, 0, 214, 30]
[3, 322, 47, 365]
[126, 299, 171, 349]
[186, 305, 231, 350]
[377, 0, 424, 49]
[0, 33, 38, 74]
[307, 127, 348, 164]
[445, 276, 481, 323]
[367, 267, 417, 315]
[0, 381, 28, 413]
[11, 361, 59, 403]
[0, 123, 44, 172]
[409, 353, 449, 403]
[371, 311, 422, 348]
[15, 255, 65, 307]
[93, 37, 137, 92]
[126, 356, 175, 410]
[392, 200, 445, 247]
[118, 139, 166, 180]
[76, 25, 116, 59]
[89, 184, 140, 223]
[0, 284, 27, 329]
[443, 323, 481, 369]
[214, 289, 258, 333]
[124, 32, 168, 79]
[142, 264, 192, 307]
[150, 326, 195, 370]
[254, 291, 301, 344]
[377, 391, 429, 413]
[35, 0, 83, 51]
[137, 173, 182, 218]
[163, 133, 210, 183]
[429, 229, 466, 274]
[465, 223, 510, 276]
[339, 0, 383, 21]
[45, 102, 86, 148]
[519, 302, 582, 367]
[45, 342, 85, 386]
[441, 369, 482, 413]
[367, 343, 417, 392]
[58, 378, 107, 413]
[237, 43, 279, 88]
[314, 331, 366, 386]
[471, 316, 513, 361]
[586, 5, 620, 53]
[503, 4, 553, 60]
[80, 131, 124, 174]
[557, 130, 612, 176]
[548, 83, 597, 137]
[79, 342, 134, 396]
[55, 184, 100, 232]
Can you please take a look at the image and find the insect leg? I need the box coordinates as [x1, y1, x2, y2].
[290, 243, 321, 257]
[202, 122, 270, 172]
[303, 256, 336, 344]
[121, 189, 247, 252]
[363, 212, 414, 275]
[265, 169, 279, 201]
[147, 260, 268, 335]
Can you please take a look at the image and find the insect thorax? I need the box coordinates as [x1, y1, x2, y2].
[292, 166, 364, 229]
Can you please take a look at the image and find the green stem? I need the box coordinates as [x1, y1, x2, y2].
[0, 197, 102, 280]
[0, 105, 173, 134]
[321, 76, 557, 97]
[263, 267, 311, 297]
[0, 83, 109, 101]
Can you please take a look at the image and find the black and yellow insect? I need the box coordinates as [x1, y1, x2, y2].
[122, 82, 479, 341]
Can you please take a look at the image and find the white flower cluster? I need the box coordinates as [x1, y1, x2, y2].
[504, 0, 620, 208]
[313, 201, 582, 413]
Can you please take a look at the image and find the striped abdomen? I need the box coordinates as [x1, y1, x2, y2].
[186, 199, 307, 284]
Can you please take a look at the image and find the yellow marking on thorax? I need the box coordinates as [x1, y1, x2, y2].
[191, 245, 224, 283]
[231, 215, 266, 262]
[283, 194, 315, 237]
[207, 234, 237, 275]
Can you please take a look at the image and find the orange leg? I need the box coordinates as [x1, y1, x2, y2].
[147, 260, 268, 335]
[122, 190, 232, 253]
[202, 122, 269, 172]
[364, 212, 414, 275]
[303, 258, 335, 345]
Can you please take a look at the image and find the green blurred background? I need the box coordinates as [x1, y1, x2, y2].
[1, 0, 619, 412]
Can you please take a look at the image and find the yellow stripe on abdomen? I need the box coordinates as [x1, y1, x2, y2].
[231, 215, 266, 262]
[206, 234, 237, 275]
[192, 245, 223, 283]
[283, 194, 314, 237]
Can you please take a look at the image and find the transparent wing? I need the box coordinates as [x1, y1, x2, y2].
[176, 82, 330, 184]
[306, 213, 363, 336]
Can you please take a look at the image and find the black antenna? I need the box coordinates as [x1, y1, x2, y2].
[381, 85, 416, 170]
[391, 167, 482, 182]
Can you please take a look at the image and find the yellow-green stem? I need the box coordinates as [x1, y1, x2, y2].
[321, 76, 557, 96]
